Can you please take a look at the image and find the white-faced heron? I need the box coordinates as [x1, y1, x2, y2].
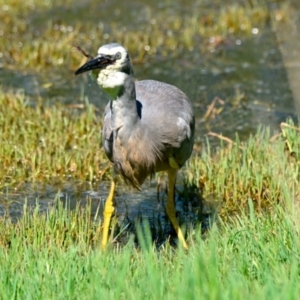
[75, 43, 195, 249]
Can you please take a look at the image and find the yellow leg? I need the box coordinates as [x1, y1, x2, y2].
[101, 179, 116, 250]
[166, 169, 189, 250]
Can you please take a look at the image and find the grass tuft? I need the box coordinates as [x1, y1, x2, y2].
[0, 89, 107, 187]
[185, 120, 299, 216]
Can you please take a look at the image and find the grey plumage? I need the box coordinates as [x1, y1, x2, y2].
[75, 43, 195, 249]
[103, 79, 194, 189]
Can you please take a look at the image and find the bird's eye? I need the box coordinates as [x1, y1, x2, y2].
[115, 52, 121, 59]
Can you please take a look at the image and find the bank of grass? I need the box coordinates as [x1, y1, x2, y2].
[0, 89, 299, 298]
[0, 89, 105, 186]
[0, 199, 299, 299]
[0, 0, 291, 70]
[187, 121, 300, 217]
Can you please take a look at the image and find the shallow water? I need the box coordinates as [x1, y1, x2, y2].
[0, 178, 209, 246]
[1, 28, 296, 141]
[0, 0, 299, 241]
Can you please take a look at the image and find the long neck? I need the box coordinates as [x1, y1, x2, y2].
[102, 74, 139, 136]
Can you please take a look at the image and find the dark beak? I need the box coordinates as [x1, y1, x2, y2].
[74, 55, 113, 75]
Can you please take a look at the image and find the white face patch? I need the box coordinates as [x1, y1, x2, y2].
[98, 44, 127, 56]
[97, 70, 127, 99]
[97, 44, 128, 71]
[97, 70, 127, 88]
[95, 44, 132, 100]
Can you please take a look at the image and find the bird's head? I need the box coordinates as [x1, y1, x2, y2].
[75, 43, 132, 75]
[75, 43, 133, 99]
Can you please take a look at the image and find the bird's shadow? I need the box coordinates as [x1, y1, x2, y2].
[98, 178, 218, 249]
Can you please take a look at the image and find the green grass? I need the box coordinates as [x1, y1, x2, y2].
[0, 88, 299, 298]
[186, 123, 300, 216]
[0, 90, 106, 186]
[0, 200, 299, 299]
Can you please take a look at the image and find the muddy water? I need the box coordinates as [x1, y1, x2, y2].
[0, 1, 298, 242]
